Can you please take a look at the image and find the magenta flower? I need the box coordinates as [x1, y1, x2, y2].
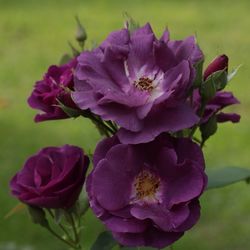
[10, 145, 89, 209]
[28, 58, 78, 122]
[73, 23, 203, 144]
[87, 134, 207, 248]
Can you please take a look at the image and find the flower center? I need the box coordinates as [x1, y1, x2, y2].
[134, 77, 154, 92]
[131, 170, 161, 204]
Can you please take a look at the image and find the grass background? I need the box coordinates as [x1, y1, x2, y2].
[0, 0, 249, 249]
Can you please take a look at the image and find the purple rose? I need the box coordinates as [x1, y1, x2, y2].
[10, 145, 89, 209]
[204, 54, 228, 80]
[87, 134, 207, 248]
[28, 58, 78, 122]
[193, 90, 240, 124]
[73, 23, 203, 144]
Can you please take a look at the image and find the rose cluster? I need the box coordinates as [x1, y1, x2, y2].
[10, 22, 240, 249]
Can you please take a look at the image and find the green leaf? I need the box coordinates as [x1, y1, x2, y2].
[193, 59, 204, 88]
[200, 69, 228, 102]
[200, 77, 216, 102]
[77, 188, 89, 216]
[200, 115, 217, 143]
[91, 231, 117, 250]
[57, 100, 81, 118]
[54, 209, 64, 224]
[28, 206, 49, 228]
[69, 188, 89, 219]
[206, 69, 228, 91]
[206, 167, 250, 189]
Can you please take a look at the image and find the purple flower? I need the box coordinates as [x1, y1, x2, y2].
[28, 58, 78, 122]
[73, 23, 203, 144]
[87, 134, 207, 248]
[193, 90, 241, 124]
[204, 54, 228, 80]
[10, 145, 89, 209]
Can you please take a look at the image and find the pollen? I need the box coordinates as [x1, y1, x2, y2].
[134, 170, 160, 200]
[134, 77, 154, 92]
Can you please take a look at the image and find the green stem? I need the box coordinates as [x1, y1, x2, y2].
[80, 110, 116, 137]
[89, 115, 115, 136]
[46, 225, 77, 249]
[106, 120, 118, 132]
[69, 213, 79, 243]
[92, 118, 111, 137]
[46, 209, 75, 244]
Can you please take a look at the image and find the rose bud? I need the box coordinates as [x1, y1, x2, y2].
[10, 145, 89, 209]
[204, 54, 228, 80]
[87, 134, 207, 249]
[28, 58, 79, 122]
[75, 16, 87, 45]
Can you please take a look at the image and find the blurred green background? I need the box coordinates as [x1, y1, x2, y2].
[0, 0, 249, 249]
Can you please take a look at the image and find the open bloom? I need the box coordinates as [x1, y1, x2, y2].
[10, 145, 89, 209]
[73, 23, 203, 144]
[28, 58, 78, 122]
[87, 134, 207, 248]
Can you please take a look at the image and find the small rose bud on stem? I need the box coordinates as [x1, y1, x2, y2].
[75, 16, 87, 49]
[204, 54, 228, 80]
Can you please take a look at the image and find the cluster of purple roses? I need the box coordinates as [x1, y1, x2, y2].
[10, 23, 240, 249]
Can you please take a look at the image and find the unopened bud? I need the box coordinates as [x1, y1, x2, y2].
[75, 16, 87, 45]
[204, 54, 228, 80]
